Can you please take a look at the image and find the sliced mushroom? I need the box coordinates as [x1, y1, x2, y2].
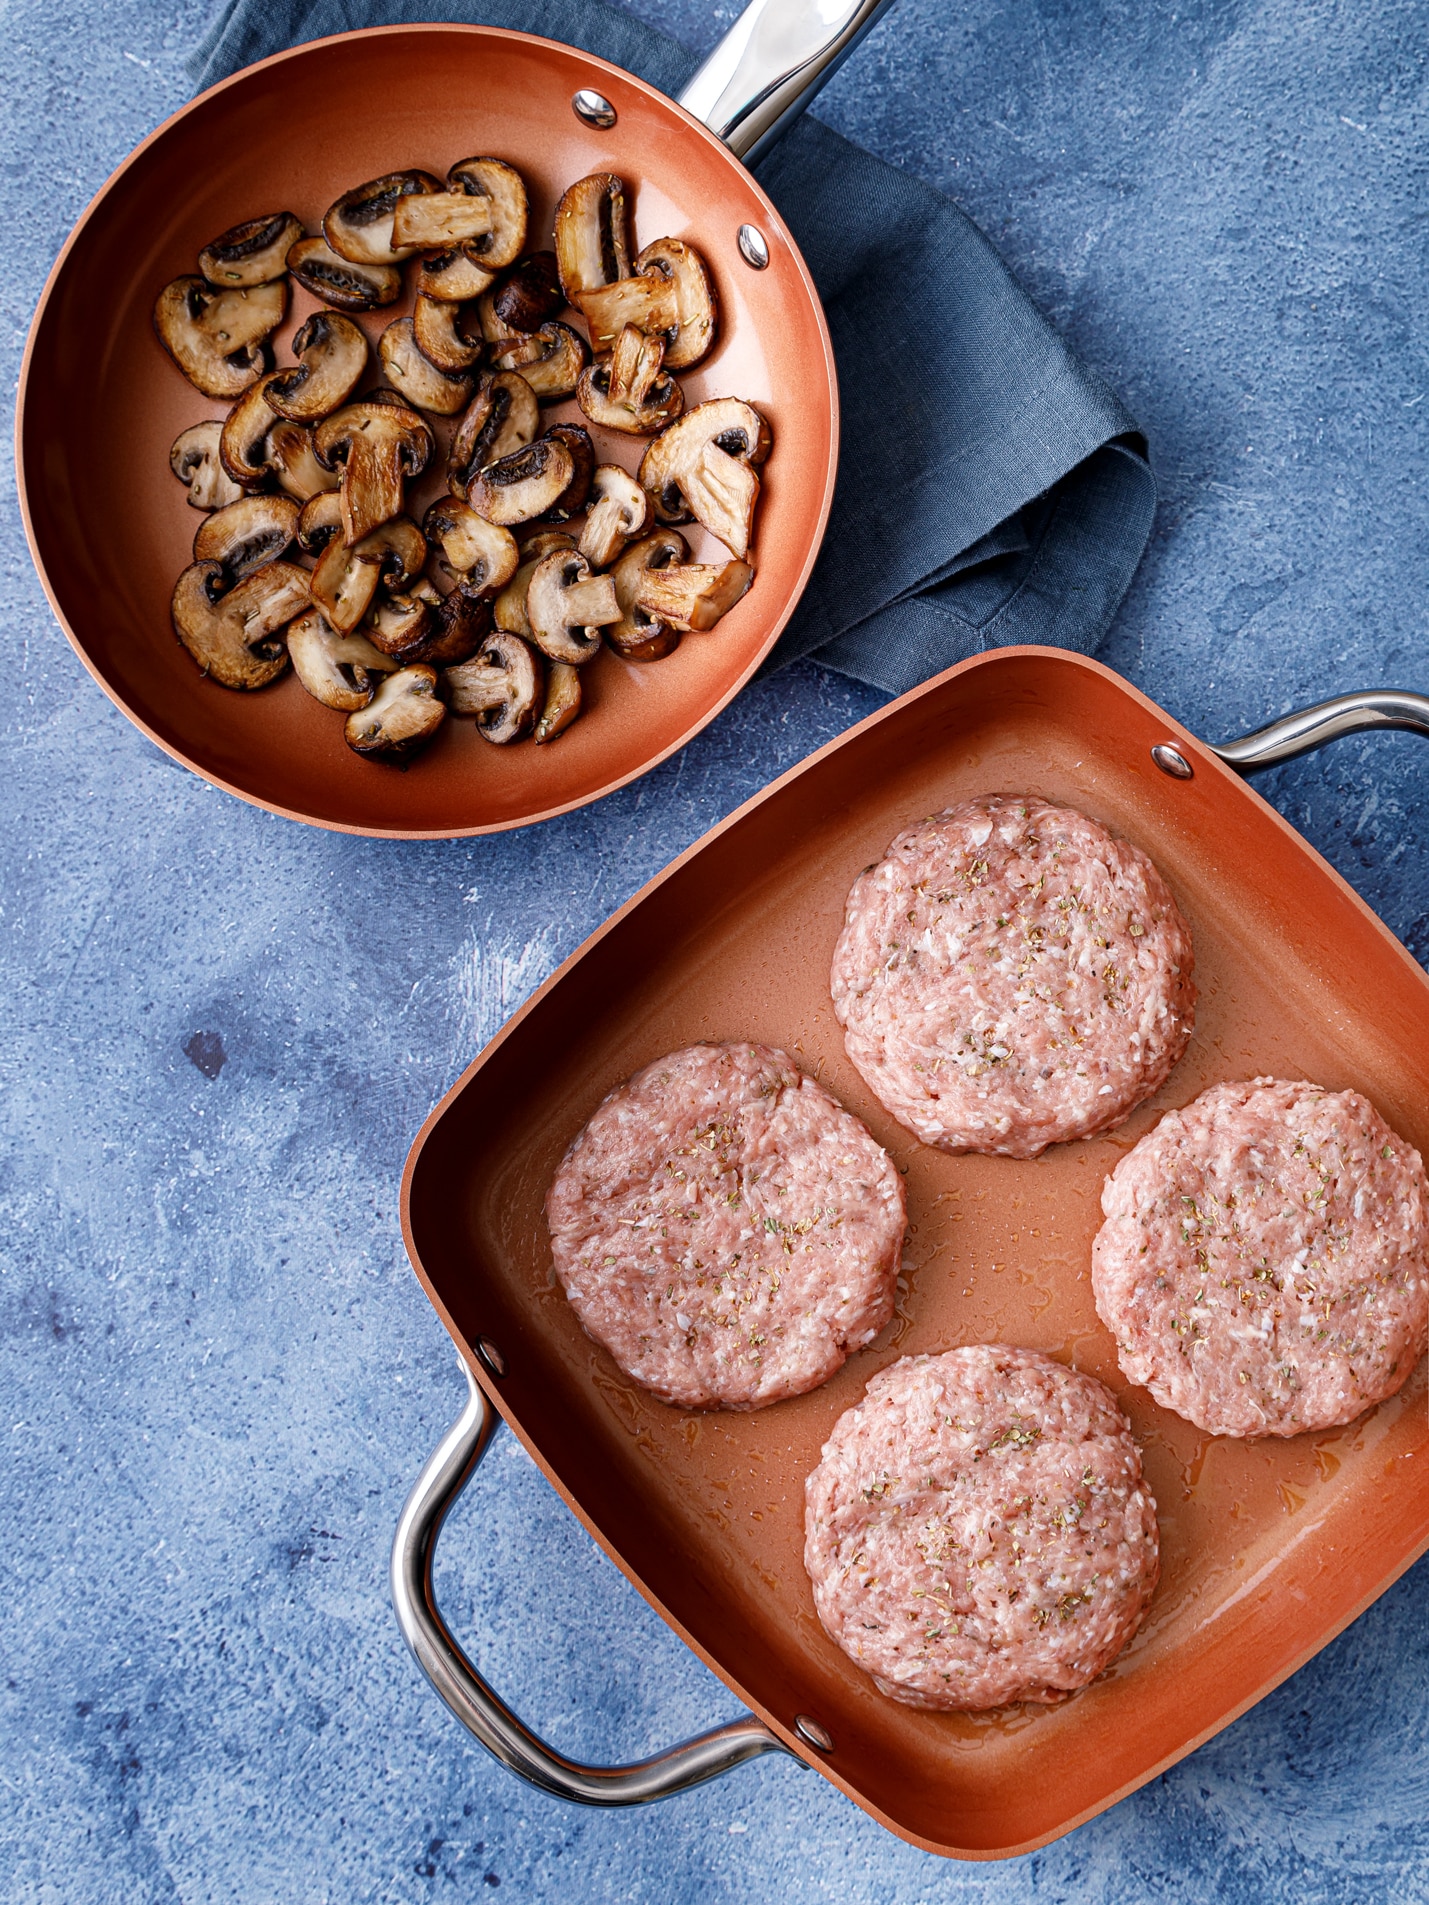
[608, 529, 688, 661]
[377, 318, 473, 415]
[314, 400, 434, 545]
[638, 398, 770, 559]
[219, 374, 283, 485]
[578, 465, 651, 568]
[542, 425, 595, 524]
[199, 212, 303, 288]
[344, 665, 446, 762]
[153, 277, 285, 399]
[287, 235, 403, 311]
[297, 489, 344, 556]
[287, 608, 397, 711]
[466, 437, 575, 528]
[492, 321, 589, 401]
[491, 252, 561, 332]
[170, 421, 245, 511]
[390, 190, 493, 252]
[170, 558, 309, 689]
[554, 174, 630, 305]
[579, 237, 717, 370]
[415, 248, 496, 303]
[448, 373, 542, 502]
[445, 158, 528, 270]
[493, 533, 575, 639]
[309, 515, 426, 631]
[634, 558, 753, 632]
[423, 498, 518, 595]
[193, 493, 300, 580]
[323, 170, 441, 266]
[535, 662, 583, 744]
[444, 630, 543, 742]
[418, 583, 492, 668]
[524, 549, 619, 664]
[267, 421, 340, 501]
[412, 295, 485, 373]
[266, 312, 368, 422]
[576, 325, 683, 436]
[365, 578, 442, 661]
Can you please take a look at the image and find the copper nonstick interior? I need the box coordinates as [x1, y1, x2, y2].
[403, 647, 1429, 1859]
[17, 26, 836, 838]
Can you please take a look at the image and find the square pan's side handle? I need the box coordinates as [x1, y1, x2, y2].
[390, 1359, 790, 1803]
[1212, 691, 1429, 773]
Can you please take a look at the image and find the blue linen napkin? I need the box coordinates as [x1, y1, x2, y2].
[191, 0, 1156, 698]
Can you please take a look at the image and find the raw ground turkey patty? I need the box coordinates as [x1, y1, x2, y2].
[804, 1346, 1159, 1709]
[1093, 1077, 1429, 1437]
[830, 795, 1196, 1158]
[545, 1042, 906, 1411]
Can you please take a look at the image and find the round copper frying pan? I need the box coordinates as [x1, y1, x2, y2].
[16, 2, 891, 839]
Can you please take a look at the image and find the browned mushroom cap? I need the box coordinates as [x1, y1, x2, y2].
[309, 514, 426, 631]
[608, 529, 688, 660]
[323, 171, 441, 266]
[268, 421, 340, 502]
[309, 539, 382, 633]
[491, 252, 561, 332]
[365, 578, 442, 660]
[170, 559, 309, 689]
[466, 437, 575, 528]
[445, 158, 528, 271]
[554, 175, 630, 305]
[638, 398, 770, 559]
[415, 248, 496, 303]
[314, 400, 434, 545]
[344, 665, 446, 761]
[634, 558, 753, 632]
[297, 489, 344, 556]
[524, 548, 619, 664]
[287, 236, 403, 311]
[575, 325, 683, 436]
[287, 608, 398, 711]
[193, 494, 300, 579]
[423, 498, 519, 595]
[493, 533, 575, 639]
[416, 582, 494, 668]
[219, 373, 283, 485]
[411, 295, 485, 373]
[579, 237, 718, 371]
[535, 661, 583, 743]
[378, 317, 475, 415]
[170, 421, 245, 511]
[199, 212, 303, 288]
[542, 425, 595, 524]
[444, 629, 543, 742]
[390, 189, 494, 252]
[578, 465, 651, 568]
[492, 321, 589, 401]
[448, 373, 541, 502]
[266, 313, 368, 422]
[153, 277, 286, 399]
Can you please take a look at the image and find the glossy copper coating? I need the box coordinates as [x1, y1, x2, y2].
[403, 648, 1429, 1859]
[16, 27, 837, 838]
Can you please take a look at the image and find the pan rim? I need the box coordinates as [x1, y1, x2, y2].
[400, 643, 1429, 1858]
[14, 21, 840, 841]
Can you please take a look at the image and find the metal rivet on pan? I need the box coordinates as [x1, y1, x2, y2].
[572, 89, 617, 129]
[793, 1714, 834, 1753]
[1151, 743, 1194, 780]
[737, 224, 770, 269]
[474, 1337, 508, 1379]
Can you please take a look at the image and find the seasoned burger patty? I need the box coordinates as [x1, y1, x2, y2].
[830, 796, 1196, 1158]
[804, 1346, 1159, 1710]
[1093, 1078, 1429, 1437]
[545, 1042, 906, 1411]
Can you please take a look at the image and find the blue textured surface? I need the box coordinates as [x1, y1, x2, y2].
[4, 1, 1429, 1899]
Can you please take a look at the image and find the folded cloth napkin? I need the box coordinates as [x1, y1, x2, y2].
[191, 0, 1156, 697]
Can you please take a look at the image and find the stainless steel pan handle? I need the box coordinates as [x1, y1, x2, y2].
[1212, 691, 1429, 773]
[391, 1357, 789, 1804]
[677, 0, 897, 165]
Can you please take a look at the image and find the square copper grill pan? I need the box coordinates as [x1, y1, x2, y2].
[402, 647, 1429, 1857]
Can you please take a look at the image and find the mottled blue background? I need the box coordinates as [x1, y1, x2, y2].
[4, 1, 1429, 1899]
